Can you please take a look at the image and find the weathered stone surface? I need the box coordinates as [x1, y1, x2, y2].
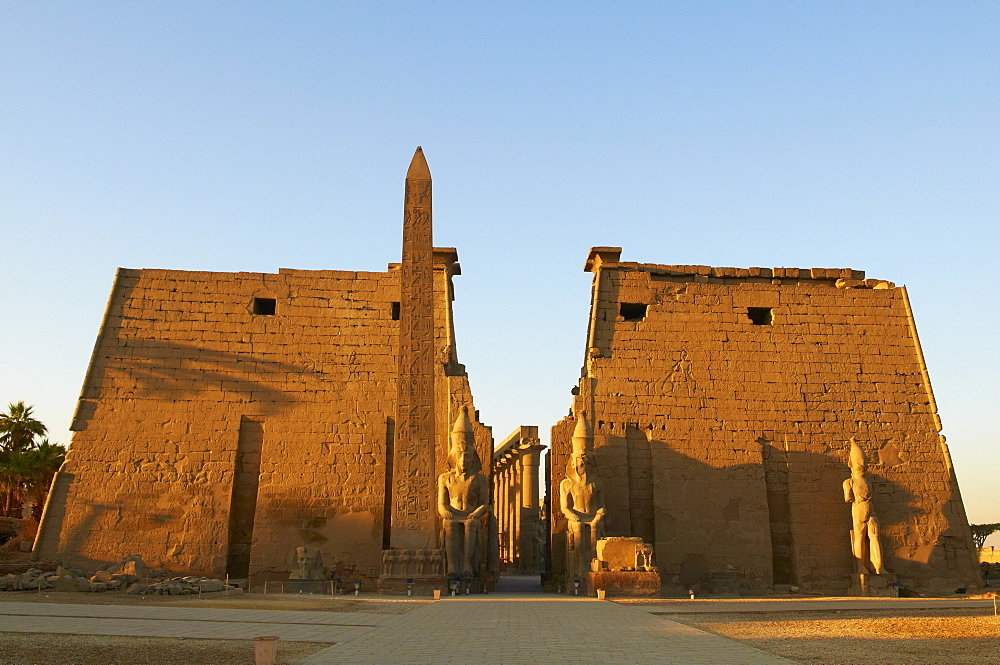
[587, 570, 661, 597]
[391, 146, 439, 552]
[198, 578, 226, 592]
[55, 565, 86, 578]
[551, 249, 981, 596]
[138, 577, 231, 595]
[596, 537, 654, 571]
[108, 555, 147, 579]
[51, 575, 91, 592]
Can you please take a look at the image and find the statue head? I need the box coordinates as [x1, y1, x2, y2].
[449, 405, 482, 474]
[848, 438, 868, 474]
[568, 411, 595, 480]
[294, 546, 323, 578]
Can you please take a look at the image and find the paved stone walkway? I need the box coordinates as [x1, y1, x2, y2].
[300, 595, 795, 665]
[3, 593, 992, 663]
[0, 596, 794, 663]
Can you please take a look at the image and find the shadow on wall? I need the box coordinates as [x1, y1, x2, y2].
[71, 274, 325, 430]
[74, 337, 316, 429]
[553, 269, 978, 594]
[551, 425, 975, 594]
[248, 493, 384, 587]
[45, 494, 125, 572]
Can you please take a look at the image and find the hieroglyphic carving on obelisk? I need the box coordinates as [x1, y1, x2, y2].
[391, 147, 437, 549]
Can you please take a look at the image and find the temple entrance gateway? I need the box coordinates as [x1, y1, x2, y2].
[33, 149, 981, 598]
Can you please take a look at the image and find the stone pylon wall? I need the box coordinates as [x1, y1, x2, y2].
[35, 260, 491, 586]
[550, 248, 980, 595]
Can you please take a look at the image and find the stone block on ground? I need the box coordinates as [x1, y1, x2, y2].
[52, 575, 91, 592]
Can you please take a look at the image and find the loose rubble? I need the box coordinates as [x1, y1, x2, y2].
[0, 555, 239, 596]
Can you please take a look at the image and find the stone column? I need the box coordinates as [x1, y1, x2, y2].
[499, 464, 508, 563]
[510, 460, 519, 564]
[520, 443, 544, 509]
[493, 471, 500, 558]
[518, 439, 544, 574]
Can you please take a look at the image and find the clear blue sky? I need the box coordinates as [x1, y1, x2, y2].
[3, 2, 997, 540]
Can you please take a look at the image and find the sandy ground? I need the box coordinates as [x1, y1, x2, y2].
[664, 608, 1000, 665]
[0, 633, 330, 665]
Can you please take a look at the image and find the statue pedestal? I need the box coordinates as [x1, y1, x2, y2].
[569, 537, 660, 597]
[586, 570, 661, 597]
[377, 548, 451, 596]
[852, 572, 897, 597]
[284, 580, 328, 594]
[377, 575, 450, 596]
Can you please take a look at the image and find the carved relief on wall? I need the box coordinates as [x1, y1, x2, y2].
[380, 548, 446, 578]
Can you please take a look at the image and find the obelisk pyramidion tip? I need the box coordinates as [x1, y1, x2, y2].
[406, 146, 431, 180]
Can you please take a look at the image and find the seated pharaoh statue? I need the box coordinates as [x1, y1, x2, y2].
[437, 406, 490, 579]
[560, 411, 606, 578]
[843, 438, 886, 575]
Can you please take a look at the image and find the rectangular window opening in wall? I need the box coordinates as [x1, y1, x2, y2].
[620, 302, 648, 322]
[747, 307, 772, 325]
[253, 298, 276, 315]
[391, 301, 401, 320]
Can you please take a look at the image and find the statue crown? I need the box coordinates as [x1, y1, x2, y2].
[849, 437, 868, 471]
[571, 410, 594, 457]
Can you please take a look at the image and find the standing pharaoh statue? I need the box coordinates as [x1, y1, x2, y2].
[843, 438, 886, 575]
[437, 406, 490, 579]
[559, 412, 606, 579]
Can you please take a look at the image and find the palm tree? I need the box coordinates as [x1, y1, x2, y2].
[0, 442, 67, 517]
[0, 449, 35, 515]
[22, 440, 66, 520]
[0, 402, 63, 517]
[0, 401, 47, 453]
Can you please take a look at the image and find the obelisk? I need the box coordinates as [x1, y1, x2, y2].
[391, 147, 437, 549]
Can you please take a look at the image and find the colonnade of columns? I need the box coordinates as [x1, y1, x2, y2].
[492, 426, 545, 574]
